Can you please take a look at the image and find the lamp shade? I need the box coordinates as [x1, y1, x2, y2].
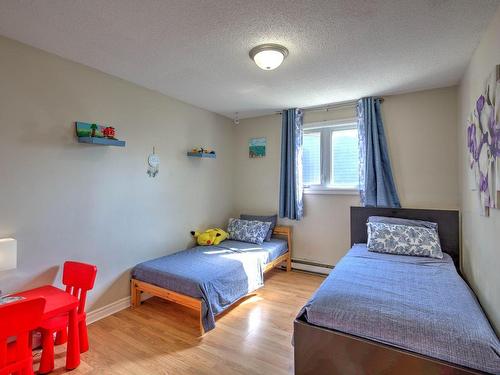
[0, 238, 17, 271]
[253, 50, 284, 70]
[249, 44, 289, 71]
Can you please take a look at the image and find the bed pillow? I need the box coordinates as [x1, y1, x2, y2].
[368, 216, 438, 230]
[227, 218, 271, 245]
[240, 214, 277, 241]
[367, 221, 443, 259]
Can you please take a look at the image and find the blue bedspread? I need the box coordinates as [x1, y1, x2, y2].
[132, 239, 287, 332]
[299, 244, 500, 374]
[219, 239, 288, 264]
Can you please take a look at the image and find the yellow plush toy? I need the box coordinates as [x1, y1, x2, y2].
[190, 228, 228, 246]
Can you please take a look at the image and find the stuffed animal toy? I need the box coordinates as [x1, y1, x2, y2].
[190, 228, 228, 246]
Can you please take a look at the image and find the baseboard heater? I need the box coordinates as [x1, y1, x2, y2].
[280, 258, 334, 275]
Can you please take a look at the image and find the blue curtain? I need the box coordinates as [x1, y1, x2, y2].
[357, 97, 401, 208]
[279, 108, 304, 220]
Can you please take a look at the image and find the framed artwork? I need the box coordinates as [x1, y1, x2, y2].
[466, 65, 500, 216]
[249, 137, 266, 158]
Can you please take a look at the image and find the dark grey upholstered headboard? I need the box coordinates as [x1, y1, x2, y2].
[350, 206, 460, 270]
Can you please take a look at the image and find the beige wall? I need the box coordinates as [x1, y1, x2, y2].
[3, 25, 492, 332]
[458, 6, 500, 334]
[233, 87, 458, 266]
[232, 107, 359, 266]
[0, 36, 234, 310]
[382, 88, 459, 209]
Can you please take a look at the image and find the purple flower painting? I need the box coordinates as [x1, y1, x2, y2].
[479, 171, 489, 192]
[467, 65, 500, 216]
[476, 95, 485, 114]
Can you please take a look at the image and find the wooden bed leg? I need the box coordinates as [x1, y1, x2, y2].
[199, 307, 205, 336]
[286, 253, 292, 272]
[130, 279, 141, 308]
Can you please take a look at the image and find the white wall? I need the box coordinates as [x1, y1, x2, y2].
[233, 87, 458, 266]
[458, 6, 500, 334]
[0, 36, 234, 310]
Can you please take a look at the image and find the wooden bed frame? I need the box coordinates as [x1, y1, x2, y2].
[130, 225, 292, 336]
[293, 207, 484, 375]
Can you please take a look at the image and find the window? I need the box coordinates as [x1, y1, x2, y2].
[303, 120, 359, 193]
[303, 131, 321, 186]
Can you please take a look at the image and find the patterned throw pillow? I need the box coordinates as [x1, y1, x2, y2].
[227, 218, 271, 245]
[240, 214, 277, 241]
[367, 222, 443, 259]
[368, 216, 438, 231]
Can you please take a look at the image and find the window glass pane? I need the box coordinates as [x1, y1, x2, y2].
[331, 129, 359, 187]
[303, 132, 321, 185]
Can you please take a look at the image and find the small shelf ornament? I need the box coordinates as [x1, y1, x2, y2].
[187, 147, 216, 158]
[75, 122, 125, 147]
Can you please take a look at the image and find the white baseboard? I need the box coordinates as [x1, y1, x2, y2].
[290, 262, 332, 275]
[87, 293, 153, 325]
[86, 296, 131, 325]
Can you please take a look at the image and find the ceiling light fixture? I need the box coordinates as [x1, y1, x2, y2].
[249, 44, 289, 71]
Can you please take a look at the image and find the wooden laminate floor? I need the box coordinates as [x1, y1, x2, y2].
[38, 270, 325, 375]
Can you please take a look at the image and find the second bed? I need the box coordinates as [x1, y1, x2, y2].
[294, 207, 500, 375]
[131, 226, 292, 335]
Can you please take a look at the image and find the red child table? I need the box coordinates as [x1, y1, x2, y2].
[13, 285, 80, 371]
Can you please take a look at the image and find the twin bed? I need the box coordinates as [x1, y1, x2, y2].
[131, 225, 291, 335]
[294, 207, 500, 375]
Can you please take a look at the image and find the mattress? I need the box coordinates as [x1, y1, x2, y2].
[299, 244, 500, 374]
[131, 238, 287, 332]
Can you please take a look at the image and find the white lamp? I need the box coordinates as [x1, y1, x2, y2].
[249, 44, 289, 71]
[0, 238, 17, 271]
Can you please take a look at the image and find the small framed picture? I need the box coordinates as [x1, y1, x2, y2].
[249, 137, 266, 158]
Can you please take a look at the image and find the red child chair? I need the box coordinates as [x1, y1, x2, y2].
[0, 297, 46, 375]
[39, 261, 97, 374]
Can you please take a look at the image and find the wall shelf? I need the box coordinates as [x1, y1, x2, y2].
[78, 137, 126, 147]
[187, 152, 216, 159]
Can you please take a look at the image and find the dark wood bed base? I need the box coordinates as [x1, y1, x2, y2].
[131, 225, 292, 336]
[293, 207, 483, 375]
[294, 313, 480, 375]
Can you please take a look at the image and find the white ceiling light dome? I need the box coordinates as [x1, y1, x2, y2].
[249, 44, 289, 71]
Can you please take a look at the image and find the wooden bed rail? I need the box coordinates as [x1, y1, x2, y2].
[273, 225, 292, 272]
[131, 278, 205, 335]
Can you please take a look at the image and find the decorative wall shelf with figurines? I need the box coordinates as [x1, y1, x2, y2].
[187, 147, 216, 158]
[76, 122, 126, 147]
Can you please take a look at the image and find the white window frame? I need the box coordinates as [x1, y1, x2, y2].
[303, 118, 359, 195]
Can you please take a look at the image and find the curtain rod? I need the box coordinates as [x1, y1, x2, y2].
[275, 97, 384, 115]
